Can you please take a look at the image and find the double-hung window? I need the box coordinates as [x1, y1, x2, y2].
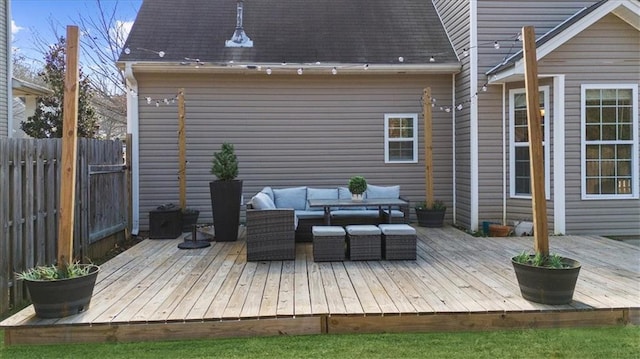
[509, 87, 550, 198]
[582, 85, 638, 199]
[384, 114, 418, 163]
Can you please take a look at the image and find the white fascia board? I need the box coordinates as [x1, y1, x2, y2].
[124, 63, 140, 235]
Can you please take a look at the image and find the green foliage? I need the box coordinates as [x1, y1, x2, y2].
[211, 143, 239, 181]
[2, 327, 638, 358]
[512, 252, 569, 269]
[20, 36, 98, 138]
[348, 176, 367, 194]
[15, 262, 95, 281]
[415, 199, 446, 211]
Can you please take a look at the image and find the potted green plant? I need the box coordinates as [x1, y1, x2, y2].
[511, 251, 581, 304]
[348, 176, 367, 201]
[16, 262, 100, 318]
[415, 199, 446, 227]
[209, 143, 242, 241]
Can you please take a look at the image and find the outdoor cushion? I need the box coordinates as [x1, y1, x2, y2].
[261, 186, 275, 201]
[345, 224, 381, 236]
[306, 188, 339, 211]
[295, 210, 326, 219]
[251, 192, 276, 210]
[382, 209, 405, 218]
[273, 186, 307, 210]
[330, 209, 380, 218]
[312, 225, 346, 236]
[378, 224, 416, 236]
[365, 184, 400, 209]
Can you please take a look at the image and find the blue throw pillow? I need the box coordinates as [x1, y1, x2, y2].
[366, 184, 400, 199]
[306, 188, 339, 210]
[273, 186, 307, 210]
[251, 192, 276, 209]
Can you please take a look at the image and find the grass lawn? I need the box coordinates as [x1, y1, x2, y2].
[1, 326, 638, 358]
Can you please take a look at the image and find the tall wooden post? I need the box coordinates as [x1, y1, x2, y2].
[522, 26, 549, 256]
[57, 25, 80, 267]
[423, 87, 434, 208]
[178, 89, 186, 210]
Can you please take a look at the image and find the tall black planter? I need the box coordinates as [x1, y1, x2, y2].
[210, 179, 243, 241]
[415, 208, 446, 227]
[24, 264, 100, 318]
[511, 256, 581, 305]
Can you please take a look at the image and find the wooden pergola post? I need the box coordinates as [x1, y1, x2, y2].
[178, 89, 186, 210]
[522, 26, 549, 256]
[57, 25, 80, 267]
[423, 87, 434, 207]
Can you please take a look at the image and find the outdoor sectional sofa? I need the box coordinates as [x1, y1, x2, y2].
[245, 185, 409, 261]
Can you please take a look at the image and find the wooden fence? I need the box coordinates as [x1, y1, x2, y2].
[0, 137, 128, 316]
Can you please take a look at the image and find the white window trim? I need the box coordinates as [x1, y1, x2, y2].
[384, 113, 418, 164]
[581, 84, 639, 200]
[509, 86, 551, 199]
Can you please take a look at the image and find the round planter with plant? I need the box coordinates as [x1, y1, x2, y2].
[511, 252, 581, 304]
[16, 262, 100, 318]
[209, 143, 242, 242]
[348, 176, 367, 201]
[415, 200, 446, 227]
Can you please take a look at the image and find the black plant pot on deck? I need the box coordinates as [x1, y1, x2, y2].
[511, 256, 581, 305]
[209, 179, 243, 241]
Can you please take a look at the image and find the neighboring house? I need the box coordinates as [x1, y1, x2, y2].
[11, 77, 53, 138]
[119, 0, 461, 234]
[120, 0, 639, 236]
[433, 0, 639, 236]
[0, 0, 9, 137]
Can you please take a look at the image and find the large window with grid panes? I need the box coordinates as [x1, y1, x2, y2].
[581, 84, 638, 199]
[384, 114, 418, 163]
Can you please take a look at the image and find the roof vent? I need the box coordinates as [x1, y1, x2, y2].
[226, 0, 253, 47]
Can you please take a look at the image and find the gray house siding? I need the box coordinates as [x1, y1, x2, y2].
[135, 73, 455, 230]
[537, 14, 640, 235]
[0, 0, 8, 137]
[433, 0, 472, 228]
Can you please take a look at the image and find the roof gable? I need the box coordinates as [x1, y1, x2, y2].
[119, 0, 458, 69]
[487, 0, 640, 81]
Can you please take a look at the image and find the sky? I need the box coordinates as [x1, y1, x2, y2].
[11, 0, 142, 66]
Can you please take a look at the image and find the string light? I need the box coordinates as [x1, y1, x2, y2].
[482, 84, 488, 92]
[143, 94, 179, 107]
[398, 56, 404, 63]
[429, 56, 435, 63]
[493, 41, 500, 49]
[331, 67, 338, 75]
[363, 64, 369, 70]
[266, 67, 272, 75]
[297, 68, 303, 75]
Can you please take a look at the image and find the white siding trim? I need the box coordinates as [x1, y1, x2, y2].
[124, 63, 140, 235]
[580, 83, 639, 200]
[470, 0, 479, 231]
[502, 83, 507, 224]
[384, 113, 418, 164]
[451, 73, 457, 224]
[553, 75, 566, 234]
[5, 0, 11, 138]
[508, 86, 551, 199]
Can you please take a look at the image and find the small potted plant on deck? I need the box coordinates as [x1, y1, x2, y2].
[348, 175, 367, 201]
[16, 261, 100, 318]
[415, 199, 446, 227]
[209, 143, 242, 241]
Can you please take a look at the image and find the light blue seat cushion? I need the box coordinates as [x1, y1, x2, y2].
[330, 209, 380, 218]
[306, 188, 339, 211]
[261, 186, 274, 201]
[338, 187, 366, 210]
[312, 225, 345, 236]
[273, 186, 307, 210]
[382, 209, 405, 218]
[365, 184, 400, 209]
[345, 224, 381, 235]
[295, 210, 326, 220]
[378, 224, 416, 235]
[251, 192, 276, 209]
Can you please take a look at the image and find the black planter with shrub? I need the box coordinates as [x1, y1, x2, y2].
[209, 143, 242, 242]
[511, 253, 581, 305]
[415, 200, 446, 227]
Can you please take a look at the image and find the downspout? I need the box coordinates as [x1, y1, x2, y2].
[469, 0, 479, 230]
[451, 73, 457, 224]
[124, 63, 140, 235]
[6, 0, 13, 138]
[502, 83, 507, 224]
[553, 75, 566, 234]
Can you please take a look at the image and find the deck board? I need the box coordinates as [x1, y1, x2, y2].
[2, 226, 638, 345]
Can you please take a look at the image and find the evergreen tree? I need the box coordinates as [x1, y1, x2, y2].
[21, 37, 98, 138]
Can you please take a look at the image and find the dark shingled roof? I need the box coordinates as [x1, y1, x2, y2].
[119, 0, 458, 65]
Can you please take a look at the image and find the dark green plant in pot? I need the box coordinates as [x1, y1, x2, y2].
[415, 199, 446, 227]
[348, 176, 367, 195]
[211, 143, 238, 180]
[209, 143, 242, 241]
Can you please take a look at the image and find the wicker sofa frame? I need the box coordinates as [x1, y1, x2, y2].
[245, 208, 296, 261]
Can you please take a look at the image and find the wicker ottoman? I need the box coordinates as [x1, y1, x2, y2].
[312, 226, 346, 262]
[345, 225, 382, 260]
[378, 224, 416, 260]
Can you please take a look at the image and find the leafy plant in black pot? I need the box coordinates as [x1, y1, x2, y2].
[415, 199, 446, 227]
[348, 175, 367, 201]
[209, 143, 242, 241]
[16, 261, 100, 318]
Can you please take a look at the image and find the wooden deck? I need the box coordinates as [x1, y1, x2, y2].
[2, 226, 639, 345]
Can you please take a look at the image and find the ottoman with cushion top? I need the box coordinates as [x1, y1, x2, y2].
[345, 225, 382, 260]
[378, 224, 416, 260]
[312, 225, 346, 261]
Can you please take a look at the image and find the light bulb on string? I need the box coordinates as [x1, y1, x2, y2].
[363, 64, 369, 70]
[462, 48, 468, 57]
[124, 47, 131, 55]
[146, 97, 152, 104]
[429, 56, 435, 63]
[457, 104, 463, 111]
[266, 67, 272, 75]
[445, 107, 451, 113]
[494, 41, 500, 49]
[297, 68, 303, 75]
[155, 101, 160, 107]
[158, 51, 165, 58]
[331, 67, 337, 75]
[482, 84, 488, 92]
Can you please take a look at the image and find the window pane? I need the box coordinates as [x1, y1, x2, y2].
[617, 145, 631, 158]
[388, 141, 414, 161]
[586, 124, 600, 141]
[618, 106, 631, 123]
[585, 107, 600, 123]
[601, 145, 615, 159]
[618, 161, 631, 176]
[617, 89, 632, 105]
[601, 107, 616, 123]
[516, 178, 530, 194]
[619, 124, 632, 140]
[602, 125, 617, 140]
[586, 178, 599, 194]
[602, 89, 617, 105]
[515, 127, 528, 142]
[585, 89, 601, 105]
[586, 145, 600, 159]
[601, 161, 615, 176]
[618, 179, 632, 194]
[586, 160, 599, 176]
[601, 178, 616, 194]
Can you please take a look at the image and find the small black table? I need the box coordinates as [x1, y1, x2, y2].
[307, 198, 408, 225]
